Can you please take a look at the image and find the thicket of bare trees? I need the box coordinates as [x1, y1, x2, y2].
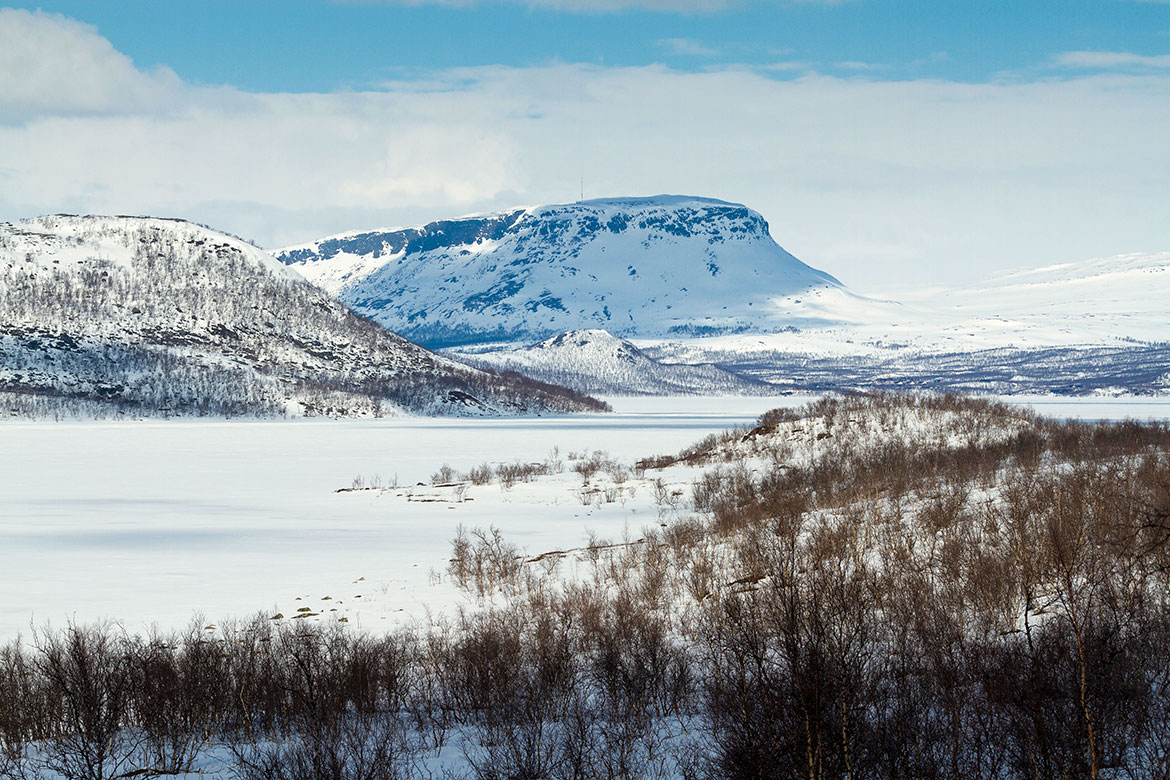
[3, 394, 1170, 778]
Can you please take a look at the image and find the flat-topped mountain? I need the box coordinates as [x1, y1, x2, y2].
[274, 196, 843, 348]
[0, 215, 605, 418]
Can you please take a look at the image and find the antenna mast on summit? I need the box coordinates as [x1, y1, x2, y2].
[580, 177, 584, 202]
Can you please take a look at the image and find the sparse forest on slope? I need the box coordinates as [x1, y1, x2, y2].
[0, 216, 605, 418]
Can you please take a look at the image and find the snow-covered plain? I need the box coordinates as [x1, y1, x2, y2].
[3, 394, 1168, 643]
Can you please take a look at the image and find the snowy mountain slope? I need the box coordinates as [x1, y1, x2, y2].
[455, 329, 777, 396]
[909, 250, 1170, 348]
[274, 196, 848, 348]
[649, 249, 1170, 360]
[0, 215, 605, 418]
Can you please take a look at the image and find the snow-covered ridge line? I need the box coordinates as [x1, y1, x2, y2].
[5, 213, 301, 281]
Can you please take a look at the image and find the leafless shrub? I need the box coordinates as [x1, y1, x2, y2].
[571, 451, 619, 486]
[466, 463, 494, 486]
[577, 486, 599, 506]
[448, 526, 524, 597]
[496, 460, 546, 490]
[573, 457, 601, 486]
[130, 623, 228, 775]
[545, 446, 564, 474]
[430, 464, 458, 484]
[231, 709, 416, 780]
[448, 525, 472, 589]
[31, 623, 143, 780]
[0, 641, 35, 779]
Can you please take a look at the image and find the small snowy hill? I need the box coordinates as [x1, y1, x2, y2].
[456, 329, 776, 396]
[0, 215, 605, 418]
[274, 196, 846, 348]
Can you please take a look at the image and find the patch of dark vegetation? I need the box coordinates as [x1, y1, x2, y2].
[672, 342, 1170, 396]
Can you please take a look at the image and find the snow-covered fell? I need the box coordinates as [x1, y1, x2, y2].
[457, 329, 775, 396]
[0, 215, 605, 418]
[274, 196, 845, 348]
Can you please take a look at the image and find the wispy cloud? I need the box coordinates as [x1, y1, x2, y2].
[835, 60, 889, 71]
[1054, 50, 1170, 69]
[656, 37, 718, 57]
[911, 51, 950, 67]
[757, 60, 816, 72]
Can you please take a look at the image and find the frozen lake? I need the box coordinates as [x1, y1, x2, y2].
[2, 394, 1168, 642]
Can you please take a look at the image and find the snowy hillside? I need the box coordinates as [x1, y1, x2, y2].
[0, 215, 605, 418]
[913, 250, 1170, 348]
[456, 329, 775, 396]
[274, 196, 845, 348]
[672, 249, 1170, 359]
[635, 250, 1170, 396]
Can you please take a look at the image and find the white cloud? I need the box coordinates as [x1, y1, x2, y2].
[911, 50, 950, 67]
[835, 61, 888, 71]
[1054, 50, 1170, 69]
[0, 9, 182, 123]
[2, 13, 1169, 291]
[656, 38, 719, 57]
[758, 60, 817, 72]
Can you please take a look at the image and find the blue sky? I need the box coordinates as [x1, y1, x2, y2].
[9, 0, 1170, 90]
[1, 1, 1168, 289]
